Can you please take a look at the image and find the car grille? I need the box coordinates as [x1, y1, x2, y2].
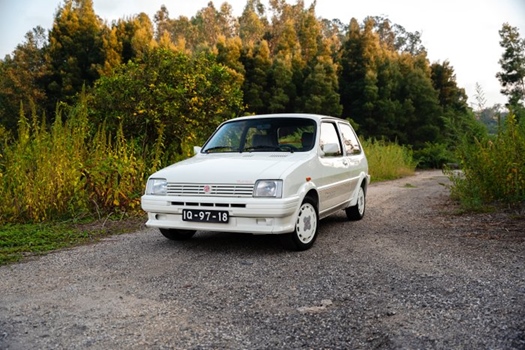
[167, 183, 254, 197]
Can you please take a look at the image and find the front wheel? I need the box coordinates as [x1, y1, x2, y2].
[280, 197, 319, 251]
[346, 185, 366, 221]
[159, 228, 196, 241]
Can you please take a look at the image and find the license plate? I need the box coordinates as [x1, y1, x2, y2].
[182, 209, 229, 223]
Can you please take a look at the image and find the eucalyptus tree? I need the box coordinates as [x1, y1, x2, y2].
[496, 22, 525, 116]
[241, 40, 272, 114]
[0, 27, 49, 131]
[45, 0, 105, 110]
[238, 0, 268, 47]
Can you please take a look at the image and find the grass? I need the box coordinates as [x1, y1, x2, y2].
[0, 216, 145, 265]
[363, 138, 417, 182]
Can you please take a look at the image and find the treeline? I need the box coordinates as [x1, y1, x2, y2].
[0, 0, 476, 154]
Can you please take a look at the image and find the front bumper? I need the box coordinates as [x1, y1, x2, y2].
[141, 195, 300, 235]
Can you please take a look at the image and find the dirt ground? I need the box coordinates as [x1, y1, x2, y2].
[0, 170, 524, 349]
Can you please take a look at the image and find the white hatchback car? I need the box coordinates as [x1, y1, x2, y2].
[141, 113, 370, 250]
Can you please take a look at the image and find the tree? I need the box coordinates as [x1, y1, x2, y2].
[153, 5, 170, 41]
[339, 18, 379, 130]
[301, 59, 342, 116]
[496, 23, 525, 116]
[240, 40, 272, 114]
[430, 60, 469, 114]
[338, 17, 443, 147]
[90, 48, 244, 156]
[45, 0, 105, 111]
[370, 16, 425, 55]
[239, 0, 268, 47]
[98, 25, 122, 76]
[0, 27, 49, 132]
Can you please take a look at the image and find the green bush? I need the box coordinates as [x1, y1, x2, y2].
[363, 139, 417, 182]
[446, 113, 525, 209]
[414, 142, 456, 169]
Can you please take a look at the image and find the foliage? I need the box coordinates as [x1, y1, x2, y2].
[90, 48, 244, 157]
[0, 94, 147, 224]
[446, 113, 525, 209]
[0, 222, 86, 264]
[0, 218, 143, 265]
[496, 23, 525, 117]
[0, 0, 471, 155]
[339, 17, 461, 149]
[363, 138, 417, 182]
[0, 27, 49, 133]
[45, 0, 105, 111]
[413, 142, 455, 169]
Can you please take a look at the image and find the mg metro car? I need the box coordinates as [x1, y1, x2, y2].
[141, 113, 370, 250]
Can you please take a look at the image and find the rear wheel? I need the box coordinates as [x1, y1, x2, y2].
[345, 185, 366, 221]
[280, 197, 319, 251]
[159, 228, 196, 241]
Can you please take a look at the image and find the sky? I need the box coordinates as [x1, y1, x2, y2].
[1, 0, 524, 108]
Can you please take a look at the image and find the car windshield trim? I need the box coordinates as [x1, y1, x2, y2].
[201, 117, 317, 154]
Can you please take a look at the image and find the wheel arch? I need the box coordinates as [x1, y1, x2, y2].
[349, 172, 370, 206]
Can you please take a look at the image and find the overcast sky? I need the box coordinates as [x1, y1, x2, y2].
[1, 0, 524, 108]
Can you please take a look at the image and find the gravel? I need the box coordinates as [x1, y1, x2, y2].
[0, 170, 524, 349]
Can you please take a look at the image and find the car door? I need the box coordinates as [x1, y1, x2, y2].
[338, 122, 364, 194]
[317, 121, 353, 213]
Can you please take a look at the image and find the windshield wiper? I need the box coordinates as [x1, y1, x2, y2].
[244, 145, 295, 153]
[244, 145, 279, 152]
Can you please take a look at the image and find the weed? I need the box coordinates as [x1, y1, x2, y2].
[363, 139, 417, 182]
[445, 112, 525, 209]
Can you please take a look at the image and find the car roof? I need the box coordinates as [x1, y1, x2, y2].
[227, 113, 347, 124]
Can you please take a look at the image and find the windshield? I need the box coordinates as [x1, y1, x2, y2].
[202, 117, 317, 153]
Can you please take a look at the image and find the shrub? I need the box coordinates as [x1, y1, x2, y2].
[363, 139, 417, 182]
[0, 96, 149, 224]
[446, 112, 525, 209]
[414, 142, 456, 169]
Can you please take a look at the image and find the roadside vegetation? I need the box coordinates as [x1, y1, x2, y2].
[363, 139, 416, 181]
[446, 113, 525, 211]
[0, 1, 523, 264]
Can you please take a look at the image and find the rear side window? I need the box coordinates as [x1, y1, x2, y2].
[339, 123, 362, 155]
[320, 122, 342, 156]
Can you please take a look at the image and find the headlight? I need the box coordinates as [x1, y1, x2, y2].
[146, 178, 167, 195]
[254, 180, 283, 198]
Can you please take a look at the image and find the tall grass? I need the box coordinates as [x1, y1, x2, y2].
[446, 113, 525, 209]
[0, 96, 148, 224]
[363, 139, 417, 182]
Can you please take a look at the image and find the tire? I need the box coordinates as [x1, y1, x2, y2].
[159, 228, 196, 241]
[280, 197, 319, 251]
[346, 184, 366, 221]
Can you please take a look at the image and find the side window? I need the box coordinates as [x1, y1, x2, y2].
[339, 123, 362, 155]
[320, 122, 342, 157]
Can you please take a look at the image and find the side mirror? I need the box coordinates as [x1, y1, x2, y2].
[194, 146, 202, 155]
[321, 143, 341, 156]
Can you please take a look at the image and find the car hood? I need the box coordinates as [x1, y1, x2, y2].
[151, 153, 311, 184]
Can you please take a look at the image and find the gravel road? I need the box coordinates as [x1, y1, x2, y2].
[1, 170, 524, 350]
